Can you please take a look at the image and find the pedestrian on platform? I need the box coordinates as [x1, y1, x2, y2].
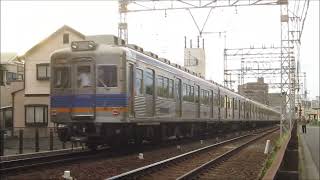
[301, 116, 307, 133]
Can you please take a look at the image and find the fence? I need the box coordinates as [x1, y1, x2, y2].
[1, 127, 83, 156]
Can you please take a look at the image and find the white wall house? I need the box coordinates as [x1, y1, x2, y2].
[0, 53, 24, 135]
[12, 25, 85, 137]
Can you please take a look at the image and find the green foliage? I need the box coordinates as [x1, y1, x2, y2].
[259, 133, 289, 179]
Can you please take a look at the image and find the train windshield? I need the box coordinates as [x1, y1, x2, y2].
[53, 67, 70, 88]
[97, 65, 117, 87]
[77, 65, 92, 88]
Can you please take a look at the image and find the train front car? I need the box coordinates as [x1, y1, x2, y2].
[50, 41, 127, 148]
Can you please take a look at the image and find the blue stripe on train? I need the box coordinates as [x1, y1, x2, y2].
[51, 94, 128, 108]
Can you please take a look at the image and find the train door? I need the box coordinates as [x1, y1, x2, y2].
[225, 95, 228, 119]
[232, 98, 235, 120]
[218, 88, 221, 121]
[195, 85, 200, 118]
[238, 100, 241, 119]
[175, 78, 182, 117]
[210, 90, 214, 118]
[145, 68, 155, 117]
[127, 64, 134, 117]
[72, 60, 95, 120]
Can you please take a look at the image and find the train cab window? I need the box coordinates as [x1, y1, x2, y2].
[53, 67, 70, 88]
[145, 68, 154, 95]
[97, 65, 117, 87]
[77, 66, 91, 88]
[136, 69, 143, 95]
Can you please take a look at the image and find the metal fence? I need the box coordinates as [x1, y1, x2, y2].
[1, 127, 82, 156]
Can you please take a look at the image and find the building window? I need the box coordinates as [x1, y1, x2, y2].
[25, 105, 48, 126]
[6, 72, 17, 83]
[17, 74, 24, 80]
[0, 70, 4, 86]
[37, 63, 50, 80]
[63, 33, 69, 44]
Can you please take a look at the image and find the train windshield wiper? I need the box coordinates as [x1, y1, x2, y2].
[98, 79, 110, 90]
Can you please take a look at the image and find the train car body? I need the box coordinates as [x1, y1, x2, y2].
[50, 40, 280, 147]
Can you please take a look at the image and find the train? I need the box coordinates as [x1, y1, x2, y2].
[50, 36, 280, 148]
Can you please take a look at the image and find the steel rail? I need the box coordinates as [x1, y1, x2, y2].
[107, 127, 277, 180]
[0, 148, 103, 174]
[177, 128, 278, 179]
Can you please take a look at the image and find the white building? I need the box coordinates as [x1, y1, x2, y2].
[12, 25, 85, 137]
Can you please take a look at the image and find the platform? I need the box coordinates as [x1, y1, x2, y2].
[299, 125, 320, 180]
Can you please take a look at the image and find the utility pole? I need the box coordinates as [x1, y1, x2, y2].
[119, 0, 128, 44]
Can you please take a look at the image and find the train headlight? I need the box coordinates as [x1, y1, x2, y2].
[51, 109, 57, 116]
[71, 42, 78, 49]
[71, 41, 96, 51]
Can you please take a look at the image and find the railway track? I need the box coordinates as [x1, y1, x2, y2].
[107, 127, 278, 180]
[0, 147, 104, 175]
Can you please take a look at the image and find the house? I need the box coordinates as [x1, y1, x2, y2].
[12, 25, 86, 137]
[0, 53, 24, 135]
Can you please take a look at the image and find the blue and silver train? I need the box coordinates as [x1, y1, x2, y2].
[50, 37, 280, 148]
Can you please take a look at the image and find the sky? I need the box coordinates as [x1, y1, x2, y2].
[1, 0, 319, 99]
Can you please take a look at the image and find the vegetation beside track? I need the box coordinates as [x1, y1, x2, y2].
[259, 132, 289, 179]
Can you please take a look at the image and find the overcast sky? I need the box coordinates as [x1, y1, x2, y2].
[1, 0, 319, 99]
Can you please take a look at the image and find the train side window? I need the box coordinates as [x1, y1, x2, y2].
[97, 65, 117, 87]
[195, 85, 200, 103]
[163, 77, 169, 97]
[183, 84, 194, 102]
[53, 67, 70, 88]
[169, 79, 174, 98]
[157, 76, 164, 97]
[145, 68, 154, 95]
[201, 89, 209, 105]
[157, 76, 169, 98]
[213, 92, 219, 106]
[190, 86, 194, 102]
[220, 95, 224, 108]
[136, 69, 143, 95]
[183, 83, 187, 101]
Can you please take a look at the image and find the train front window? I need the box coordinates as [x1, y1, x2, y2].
[53, 67, 70, 88]
[78, 66, 92, 88]
[97, 65, 117, 87]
